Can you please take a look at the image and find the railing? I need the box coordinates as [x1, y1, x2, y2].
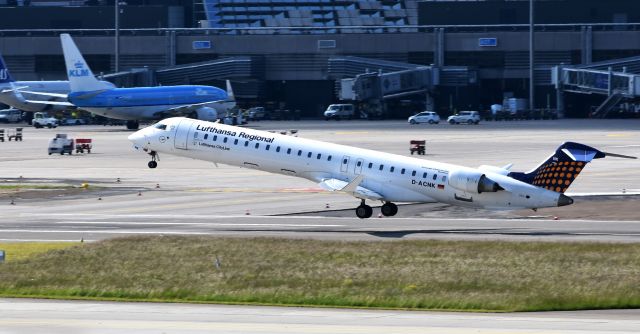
[1, 23, 640, 37]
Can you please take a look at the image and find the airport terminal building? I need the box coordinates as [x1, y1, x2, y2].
[2, 0, 640, 118]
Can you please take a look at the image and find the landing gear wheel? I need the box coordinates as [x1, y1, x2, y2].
[147, 151, 159, 169]
[381, 202, 398, 216]
[355, 205, 373, 219]
[126, 120, 140, 130]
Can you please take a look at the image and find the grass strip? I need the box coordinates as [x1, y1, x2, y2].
[0, 242, 79, 262]
[0, 236, 638, 312]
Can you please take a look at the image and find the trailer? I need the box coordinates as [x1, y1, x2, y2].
[409, 140, 426, 155]
[75, 138, 92, 153]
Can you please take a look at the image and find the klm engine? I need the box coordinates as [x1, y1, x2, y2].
[448, 169, 503, 194]
[194, 107, 218, 122]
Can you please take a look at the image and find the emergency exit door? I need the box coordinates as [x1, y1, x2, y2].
[174, 118, 195, 150]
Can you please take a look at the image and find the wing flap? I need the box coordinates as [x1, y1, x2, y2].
[24, 99, 74, 106]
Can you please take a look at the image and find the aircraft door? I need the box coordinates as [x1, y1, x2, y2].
[340, 155, 350, 173]
[354, 158, 364, 174]
[174, 118, 195, 150]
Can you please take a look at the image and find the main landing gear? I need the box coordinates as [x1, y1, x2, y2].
[355, 200, 398, 219]
[147, 151, 159, 169]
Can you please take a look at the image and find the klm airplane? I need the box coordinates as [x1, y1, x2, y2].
[25, 34, 231, 130]
[0, 54, 114, 113]
[129, 117, 636, 218]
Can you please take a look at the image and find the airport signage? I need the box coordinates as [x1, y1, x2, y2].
[193, 41, 212, 50]
[479, 38, 498, 47]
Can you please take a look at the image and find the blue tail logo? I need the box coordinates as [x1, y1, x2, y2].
[0, 55, 14, 83]
[509, 142, 606, 193]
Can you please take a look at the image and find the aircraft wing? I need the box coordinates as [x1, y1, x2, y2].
[17, 90, 69, 99]
[319, 175, 384, 201]
[154, 100, 230, 117]
[24, 99, 75, 107]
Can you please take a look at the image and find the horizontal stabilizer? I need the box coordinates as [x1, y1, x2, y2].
[319, 176, 383, 201]
[18, 90, 69, 99]
[24, 99, 74, 107]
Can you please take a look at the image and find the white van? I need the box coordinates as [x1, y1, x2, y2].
[324, 104, 354, 120]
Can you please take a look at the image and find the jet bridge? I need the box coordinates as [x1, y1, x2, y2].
[553, 56, 640, 117]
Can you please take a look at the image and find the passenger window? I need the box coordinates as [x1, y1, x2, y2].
[298, 150, 302, 156]
[368, 162, 373, 169]
[244, 141, 249, 147]
[343, 158, 348, 164]
[412, 171, 416, 177]
[223, 137, 228, 143]
[357, 161, 362, 167]
[317, 153, 321, 159]
[234, 139, 238, 145]
[266, 145, 270, 151]
[287, 148, 291, 154]
[255, 143, 260, 149]
[276, 146, 281, 152]
[307, 152, 312, 158]
[213, 135, 217, 141]
[194, 132, 198, 139]
[328, 155, 332, 161]
[423, 172, 427, 178]
[401, 168, 405, 175]
[379, 165, 384, 171]
[204, 134, 209, 140]
[390, 166, 395, 173]
[442, 176, 446, 182]
[433, 174, 438, 180]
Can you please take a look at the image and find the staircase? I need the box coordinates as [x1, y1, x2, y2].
[593, 93, 624, 118]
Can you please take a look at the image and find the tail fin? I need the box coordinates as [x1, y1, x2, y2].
[60, 34, 112, 92]
[226, 80, 235, 101]
[509, 142, 606, 193]
[0, 55, 15, 83]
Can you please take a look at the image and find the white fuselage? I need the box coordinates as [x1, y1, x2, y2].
[129, 117, 564, 210]
[0, 81, 71, 112]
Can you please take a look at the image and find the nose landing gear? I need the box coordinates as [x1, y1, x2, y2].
[147, 151, 159, 169]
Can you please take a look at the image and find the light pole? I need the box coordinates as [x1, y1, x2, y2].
[115, 1, 121, 72]
[529, 0, 535, 112]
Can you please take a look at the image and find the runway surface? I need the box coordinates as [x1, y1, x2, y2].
[1, 298, 639, 334]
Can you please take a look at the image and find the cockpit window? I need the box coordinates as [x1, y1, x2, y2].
[155, 123, 167, 130]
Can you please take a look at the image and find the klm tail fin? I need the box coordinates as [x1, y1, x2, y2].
[60, 34, 112, 92]
[509, 142, 606, 193]
[0, 55, 15, 83]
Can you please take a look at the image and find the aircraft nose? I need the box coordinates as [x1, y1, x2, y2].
[128, 130, 146, 147]
[557, 194, 574, 207]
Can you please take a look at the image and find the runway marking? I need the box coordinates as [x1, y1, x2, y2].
[19, 213, 640, 224]
[54, 221, 345, 227]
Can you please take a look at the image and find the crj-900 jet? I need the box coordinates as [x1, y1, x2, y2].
[129, 117, 636, 218]
[24, 34, 234, 129]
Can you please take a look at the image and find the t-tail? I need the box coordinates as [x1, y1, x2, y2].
[0, 55, 15, 84]
[509, 141, 635, 193]
[60, 33, 112, 93]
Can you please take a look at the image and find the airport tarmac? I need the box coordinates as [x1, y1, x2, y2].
[1, 298, 639, 334]
[0, 119, 639, 243]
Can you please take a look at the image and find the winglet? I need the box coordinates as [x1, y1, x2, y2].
[341, 174, 364, 193]
[60, 34, 112, 92]
[226, 80, 235, 101]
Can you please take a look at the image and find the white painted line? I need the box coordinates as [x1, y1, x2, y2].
[54, 221, 345, 227]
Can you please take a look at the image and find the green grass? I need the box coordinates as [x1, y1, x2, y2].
[0, 236, 639, 312]
[0, 242, 79, 262]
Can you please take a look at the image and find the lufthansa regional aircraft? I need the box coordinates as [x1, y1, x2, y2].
[128, 117, 635, 218]
[24, 34, 231, 130]
[0, 54, 114, 112]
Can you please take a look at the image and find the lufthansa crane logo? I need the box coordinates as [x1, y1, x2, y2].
[159, 136, 167, 143]
[68, 60, 89, 77]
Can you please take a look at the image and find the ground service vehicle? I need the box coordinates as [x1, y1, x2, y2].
[408, 111, 440, 124]
[32, 112, 58, 128]
[48, 134, 73, 155]
[0, 109, 22, 123]
[447, 111, 480, 125]
[409, 140, 426, 155]
[324, 104, 354, 120]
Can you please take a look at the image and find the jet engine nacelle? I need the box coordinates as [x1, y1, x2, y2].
[195, 106, 218, 122]
[448, 169, 503, 194]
